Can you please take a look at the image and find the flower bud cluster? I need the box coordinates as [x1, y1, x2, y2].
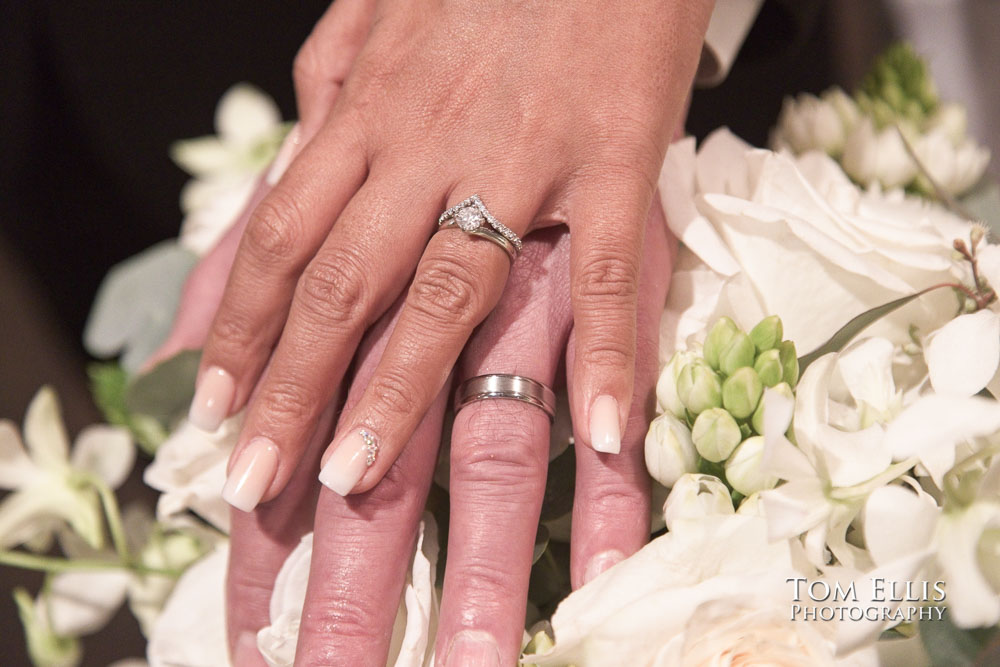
[770, 42, 990, 196]
[647, 316, 798, 498]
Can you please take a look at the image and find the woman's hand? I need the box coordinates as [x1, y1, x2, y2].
[226, 201, 673, 666]
[188, 0, 712, 507]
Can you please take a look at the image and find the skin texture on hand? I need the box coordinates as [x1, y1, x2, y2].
[187, 0, 713, 515]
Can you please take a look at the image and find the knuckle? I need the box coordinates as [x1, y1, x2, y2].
[209, 309, 260, 358]
[580, 332, 635, 371]
[298, 251, 369, 325]
[259, 379, 313, 424]
[409, 256, 488, 329]
[574, 252, 640, 302]
[454, 559, 520, 607]
[301, 598, 382, 649]
[368, 370, 416, 419]
[452, 404, 546, 496]
[245, 192, 303, 262]
[292, 43, 323, 90]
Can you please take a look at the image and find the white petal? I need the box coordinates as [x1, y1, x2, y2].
[926, 311, 1000, 396]
[863, 484, 939, 566]
[390, 516, 439, 667]
[215, 83, 281, 146]
[759, 478, 831, 540]
[23, 387, 70, 471]
[0, 420, 35, 489]
[815, 424, 891, 488]
[147, 544, 230, 667]
[885, 395, 1000, 485]
[836, 338, 896, 413]
[169, 137, 235, 176]
[48, 569, 130, 636]
[70, 425, 134, 489]
[935, 502, 1000, 628]
[0, 483, 103, 550]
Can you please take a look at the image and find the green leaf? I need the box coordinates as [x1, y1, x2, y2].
[83, 241, 197, 373]
[539, 445, 575, 522]
[960, 179, 1000, 237]
[88, 362, 130, 428]
[125, 350, 201, 425]
[798, 289, 933, 374]
[919, 607, 999, 666]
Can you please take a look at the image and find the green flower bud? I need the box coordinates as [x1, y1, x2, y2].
[752, 382, 794, 434]
[719, 332, 756, 376]
[725, 436, 778, 496]
[749, 315, 783, 352]
[703, 317, 740, 371]
[691, 407, 742, 462]
[656, 350, 697, 419]
[779, 340, 799, 386]
[644, 413, 698, 488]
[722, 367, 764, 420]
[754, 348, 783, 387]
[677, 362, 723, 416]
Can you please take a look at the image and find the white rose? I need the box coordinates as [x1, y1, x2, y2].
[662, 473, 733, 531]
[659, 129, 970, 354]
[524, 515, 877, 666]
[643, 413, 698, 488]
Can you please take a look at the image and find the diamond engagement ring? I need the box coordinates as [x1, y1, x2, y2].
[455, 374, 556, 420]
[438, 195, 522, 262]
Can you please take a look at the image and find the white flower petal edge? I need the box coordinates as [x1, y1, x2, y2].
[147, 544, 230, 667]
[925, 310, 1000, 397]
[48, 569, 131, 637]
[257, 515, 440, 667]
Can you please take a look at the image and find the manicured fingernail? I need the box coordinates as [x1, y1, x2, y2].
[189, 366, 235, 432]
[222, 437, 278, 512]
[443, 630, 501, 667]
[266, 123, 302, 185]
[584, 549, 625, 585]
[589, 395, 621, 454]
[318, 428, 379, 496]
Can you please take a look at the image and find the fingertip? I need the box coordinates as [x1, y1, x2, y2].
[189, 366, 236, 432]
[588, 394, 622, 454]
[318, 428, 379, 496]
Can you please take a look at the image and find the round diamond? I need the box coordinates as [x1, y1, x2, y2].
[455, 206, 484, 231]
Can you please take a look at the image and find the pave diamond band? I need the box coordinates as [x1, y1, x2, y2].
[438, 195, 522, 261]
[360, 429, 379, 467]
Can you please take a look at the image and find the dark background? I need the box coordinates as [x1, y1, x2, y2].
[0, 1, 885, 664]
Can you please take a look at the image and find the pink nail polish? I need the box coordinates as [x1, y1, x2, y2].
[583, 549, 625, 585]
[222, 438, 278, 512]
[265, 123, 302, 185]
[318, 429, 379, 496]
[589, 395, 621, 454]
[443, 631, 501, 667]
[189, 366, 235, 432]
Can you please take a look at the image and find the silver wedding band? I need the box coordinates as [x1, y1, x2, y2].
[455, 374, 556, 420]
[437, 194, 522, 262]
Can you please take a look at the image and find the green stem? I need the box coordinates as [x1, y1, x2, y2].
[0, 550, 181, 577]
[83, 473, 130, 562]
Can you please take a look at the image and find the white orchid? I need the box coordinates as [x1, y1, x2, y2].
[0, 387, 133, 551]
[841, 117, 919, 191]
[170, 83, 289, 255]
[759, 346, 917, 569]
